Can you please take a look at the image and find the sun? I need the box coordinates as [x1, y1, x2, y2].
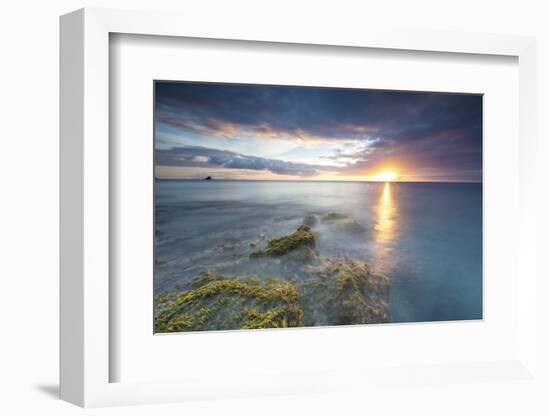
[373, 170, 397, 182]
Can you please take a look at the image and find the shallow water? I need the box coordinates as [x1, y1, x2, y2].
[155, 180, 482, 323]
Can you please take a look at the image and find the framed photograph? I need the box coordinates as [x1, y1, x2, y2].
[152, 81, 483, 334]
[60, 8, 538, 407]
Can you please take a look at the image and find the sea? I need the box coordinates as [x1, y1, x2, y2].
[154, 179, 483, 323]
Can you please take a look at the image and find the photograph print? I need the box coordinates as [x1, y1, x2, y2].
[154, 81, 482, 333]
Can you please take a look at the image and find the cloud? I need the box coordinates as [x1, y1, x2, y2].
[155, 82, 482, 182]
[155, 83, 390, 144]
[156, 146, 321, 178]
[157, 108, 358, 145]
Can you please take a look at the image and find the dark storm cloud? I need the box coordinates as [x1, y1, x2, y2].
[156, 146, 321, 177]
[155, 81, 482, 181]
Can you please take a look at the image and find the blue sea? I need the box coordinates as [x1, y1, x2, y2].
[155, 180, 482, 323]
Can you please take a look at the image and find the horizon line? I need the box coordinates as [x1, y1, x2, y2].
[155, 177, 482, 184]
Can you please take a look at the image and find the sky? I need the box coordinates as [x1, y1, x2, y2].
[154, 81, 482, 182]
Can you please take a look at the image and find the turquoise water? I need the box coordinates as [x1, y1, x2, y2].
[155, 180, 482, 323]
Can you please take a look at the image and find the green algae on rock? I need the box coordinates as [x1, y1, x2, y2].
[300, 257, 390, 326]
[250, 225, 317, 261]
[154, 272, 304, 333]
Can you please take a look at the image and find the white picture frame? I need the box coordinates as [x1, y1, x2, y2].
[60, 7, 537, 407]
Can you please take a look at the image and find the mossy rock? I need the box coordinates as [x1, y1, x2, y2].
[250, 225, 317, 261]
[155, 272, 304, 333]
[300, 257, 390, 326]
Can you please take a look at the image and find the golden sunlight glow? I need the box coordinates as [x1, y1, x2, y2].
[373, 170, 397, 182]
[370, 182, 398, 271]
[375, 182, 395, 242]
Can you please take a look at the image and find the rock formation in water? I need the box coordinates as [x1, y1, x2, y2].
[249, 225, 317, 262]
[320, 212, 366, 234]
[300, 257, 390, 326]
[154, 214, 390, 332]
[154, 273, 303, 332]
[302, 215, 318, 227]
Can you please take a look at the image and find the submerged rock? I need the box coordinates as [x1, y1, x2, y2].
[155, 257, 390, 333]
[320, 212, 366, 234]
[321, 212, 350, 222]
[300, 257, 390, 326]
[303, 215, 318, 227]
[332, 220, 366, 234]
[156, 216, 390, 333]
[154, 272, 303, 332]
[250, 225, 317, 262]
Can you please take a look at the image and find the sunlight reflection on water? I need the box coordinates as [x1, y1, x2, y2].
[371, 182, 398, 273]
[375, 182, 395, 244]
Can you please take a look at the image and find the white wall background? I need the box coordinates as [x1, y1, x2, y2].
[1, 1, 548, 415]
